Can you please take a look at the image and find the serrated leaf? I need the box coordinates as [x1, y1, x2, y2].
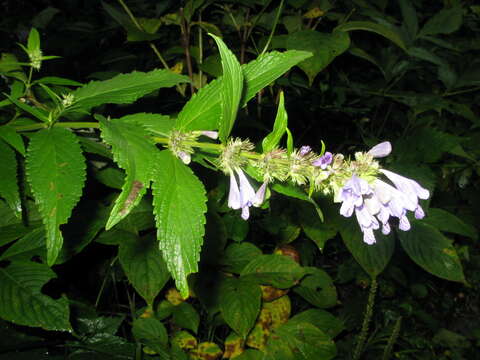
[262, 91, 288, 152]
[119, 234, 170, 306]
[340, 217, 395, 278]
[336, 21, 407, 51]
[118, 113, 174, 136]
[209, 34, 243, 143]
[26, 127, 86, 265]
[152, 150, 207, 298]
[70, 69, 189, 112]
[241, 254, 306, 289]
[293, 267, 337, 309]
[0, 125, 26, 155]
[0, 140, 21, 217]
[398, 221, 465, 282]
[0, 261, 71, 331]
[100, 118, 159, 229]
[172, 302, 200, 334]
[0, 227, 45, 261]
[423, 208, 477, 240]
[175, 50, 312, 131]
[286, 30, 350, 85]
[418, 6, 463, 38]
[220, 277, 261, 338]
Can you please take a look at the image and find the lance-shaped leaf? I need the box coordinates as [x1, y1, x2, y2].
[175, 50, 312, 132]
[26, 127, 86, 265]
[152, 150, 207, 298]
[0, 140, 21, 217]
[70, 69, 189, 112]
[100, 117, 159, 229]
[0, 261, 71, 331]
[209, 34, 243, 143]
[119, 234, 170, 307]
[0, 125, 26, 155]
[262, 91, 288, 152]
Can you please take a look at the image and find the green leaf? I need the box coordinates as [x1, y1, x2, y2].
[286, 30, 350, 85]
[340, 218, 395, 278]
[0, 227, 45, 261]
[132, 317, 168, 346]
[299, 201, 337, 251]
[220, 242, 263, 274]
[223, 213, 249, 243]
[99, 117, 159, 229]
[0, 140, 21, 217]
[399, 0, 418, 41]
[418, 6, 463, 38]
[262, 91, 288, 152]
[241, 254, 305, 289]
[219, 277, 261, 338]
[175, 50, 311, 131]
[265, 321, 336, 360]
[336, 21, 407, 51]
[152, 150, 207, 298]
[0, 261, 71, 331]
[398, 221, 465, 282]
[423, 208, 477, 240]
[171, 302, 200, 334]
[0, 125, 26, 155]
[26, 127, 86, 265]
[293, 267, 337, 309]
[71, 69, 189, 112]
[289, 309, 344, 338]
[3, 94, 49, 122]
[33, 76, 83, 86]
[27, 28, 41, 53]
[119, 234, 170, 306]
[117, 113, 174, 136]
[209, 34, 243, 143]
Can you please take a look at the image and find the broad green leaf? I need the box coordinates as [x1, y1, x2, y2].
[289, 309, 344, 338]
[286, 30, 350, 85]
[99, 117, 159, 229]
[293, 267, 337, 309]
[172, 302, 200, 334]
[235, 350, 264, 360]
[241, 254, 306, 289]
[398, 221, 465, 282]
[0, 261, 71, 331]
[418, 6, 463, 38]
[299, 201, 337, 251]
[408, 47, 447, 67]
[132, 317, 168, 346]
[209, 34, 243, 143]
[0, 53, 26, 81]
[336, 21, 407, 51]
[219, 277, 261, 338]
[175, 50, 311, 131]
[0, 140, 21, 217]
[33, 76, 83, 86]
[262, 91, 288, 152]
[264, 321, 336, 360]
[423, 208, 477, 240]
[0, 125, 26, 155]
[340, 218, 395, 278]
[220, 242, 263, 274]
[152, 150, 207, 298]
[119, 234, 170, 306]
[0, 227, 45, 261]
[118, 113, 174, 136]
[71, 69, 189, 111]
[223, 213, 249, 243]
[26, 127, 86, 265]
[27, 28, 41, 53]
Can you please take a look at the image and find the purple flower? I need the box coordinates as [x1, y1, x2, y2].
[313, 152, 333, 169]
[227, 169, 268, 220]
[201, 131, 219, 140]
[368, 141, 391, 158]
[299, 146, 312, 156]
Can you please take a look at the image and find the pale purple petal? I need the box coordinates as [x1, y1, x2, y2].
[373, 180, 393, 204]
[201, 131, 219, 139]
[364, 194, 381, 216]
[368, 141, 392, 158]
[313, 152, 333, 169]
[363, 228, 376, 245]
[355, 205, 380, 230]
[340, 197, 356, 217]
[380, 169, 430, 208]
[253, 182, 267, 207]
[178, 151, 191, 164]
[399, 216, 411, 231]
[236, 169, 256, 207]
[299, 146, 311, 156]
[241, 206, 250, 220]
[381, 222, 391, 235]
[414, 205, 425, 219]
[376, 205, 391, 224]
[228, 173, 241, 210]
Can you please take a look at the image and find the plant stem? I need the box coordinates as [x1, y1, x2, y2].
[260, 0, 284, 56]
[382, 316, 402, 360]
[14, 121, 100, 132]
[179, 7, 195, 95]
[353, 277, 378, 360]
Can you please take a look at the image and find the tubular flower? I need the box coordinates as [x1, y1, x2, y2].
[337, 141, 430, 244]
[227, 168, 267, 220]
[312, 152, 333, 169]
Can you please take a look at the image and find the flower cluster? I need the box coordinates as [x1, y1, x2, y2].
[337, 142, 430, 244]
[168, 130, 218, 164]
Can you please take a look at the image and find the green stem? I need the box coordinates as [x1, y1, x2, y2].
[14, 121, 100, 132]
[382, 316, 402, 360]
[353, 277, 378, 360]
[259, 0, 284, 56]
[443, 86, 480, 97]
